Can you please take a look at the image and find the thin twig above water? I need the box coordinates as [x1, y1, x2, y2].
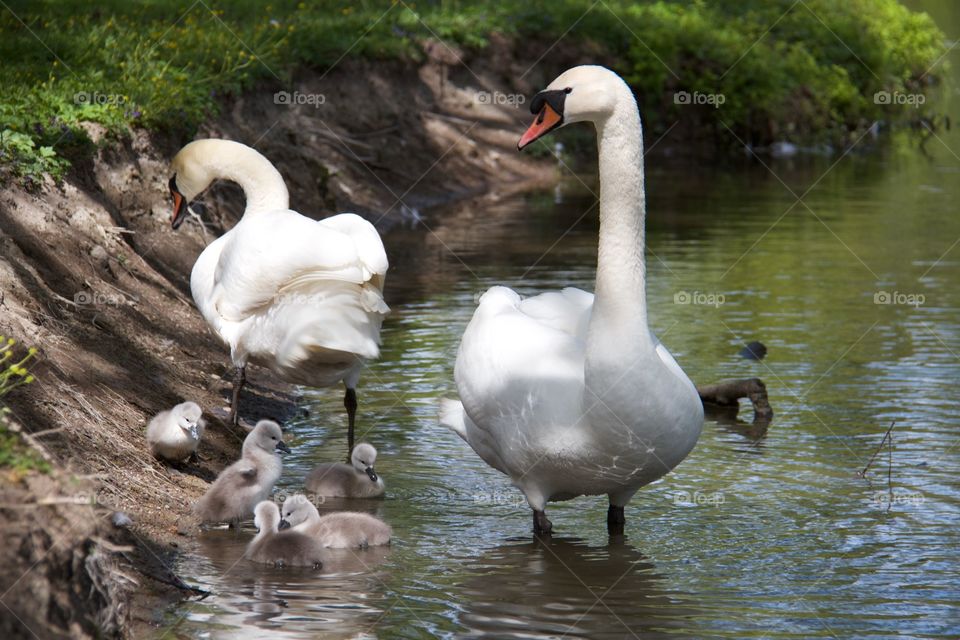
[857, 420, 895, 478]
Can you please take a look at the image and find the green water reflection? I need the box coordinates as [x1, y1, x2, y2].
[167, 4, 960, 633]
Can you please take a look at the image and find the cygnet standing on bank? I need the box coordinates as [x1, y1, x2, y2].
[146, 401, 205, 463]
[194, 420, 290, 524]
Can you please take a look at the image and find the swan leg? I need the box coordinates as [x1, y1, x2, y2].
[344, 387, 357, 460]
[229, 365, 246, 426]
[607, 488, 635, 535]
[533, 509, 553, 536]
[607, 504, 625, 535]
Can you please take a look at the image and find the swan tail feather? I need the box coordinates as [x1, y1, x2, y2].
[439, 398, 468, 441]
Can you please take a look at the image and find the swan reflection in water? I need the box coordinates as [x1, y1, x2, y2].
[455, 536, 697, 639]
[179, 527, 392, 637]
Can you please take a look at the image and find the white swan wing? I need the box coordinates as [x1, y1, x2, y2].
[646, 328, 701, 398]
[516, 286, 593, 338]
[212, 210, 387, 320]
[195, 210, 389, 370]
[316, 213, 389, 289]
[190, 234, 230, 342]
[453, 286, 589, 475]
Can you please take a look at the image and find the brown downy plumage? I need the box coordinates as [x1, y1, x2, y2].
[305, 442, 385, 498]
[280, 494, 391, 548]
[194, 420, 290, 524]
[246, 501, 325, 568]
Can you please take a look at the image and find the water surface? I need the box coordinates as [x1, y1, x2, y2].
[164, 7, 960, 628]
[162, 132, 960, 638]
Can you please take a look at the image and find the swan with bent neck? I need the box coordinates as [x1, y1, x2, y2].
[168, 139, 389, 454]
[440, 66, 703, 535]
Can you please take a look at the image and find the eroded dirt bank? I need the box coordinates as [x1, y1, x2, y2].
[0, 51, 555, 637]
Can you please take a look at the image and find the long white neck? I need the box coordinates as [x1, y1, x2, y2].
[588, 90, 650, 345]
[213, 143, 289, 214]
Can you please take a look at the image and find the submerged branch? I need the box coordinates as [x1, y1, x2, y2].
[697, 378, 773, 422]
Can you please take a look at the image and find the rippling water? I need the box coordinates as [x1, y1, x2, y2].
[165, 135, 960, 638]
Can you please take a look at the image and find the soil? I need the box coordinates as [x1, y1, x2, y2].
[0, 48, 557, 638]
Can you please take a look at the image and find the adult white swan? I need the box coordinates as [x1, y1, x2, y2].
[168, 139, 389, 454]
[440, 66, 703, 535]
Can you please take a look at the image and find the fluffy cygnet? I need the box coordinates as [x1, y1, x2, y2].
[194, 420, 290, 524]
[245, 501, 325, 568]
[279, 493, 391, 548]
[146, 401, 205, 462]
[304, 442, 385, 498]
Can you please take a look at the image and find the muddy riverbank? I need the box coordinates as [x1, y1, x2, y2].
[0, 52, 556, 637]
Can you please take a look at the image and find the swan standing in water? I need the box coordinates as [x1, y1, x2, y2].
[168, 139, 389, 454]
[440, 66, 703, 535]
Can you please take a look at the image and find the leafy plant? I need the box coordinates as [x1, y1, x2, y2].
[0, 337, 47, 476]
[0, 426, 51, 476]
[0, 336, 36, 398]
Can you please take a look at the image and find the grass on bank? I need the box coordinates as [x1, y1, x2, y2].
[0, 0, 948, 185]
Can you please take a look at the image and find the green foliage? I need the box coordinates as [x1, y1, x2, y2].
[0, 129, 70, 187]
[0, 0, 947, 181]
[616, 0, 947, 143]
[0, 336, 36, 397]
[0, 337, 47, 476]
[0, 425, 51, 475]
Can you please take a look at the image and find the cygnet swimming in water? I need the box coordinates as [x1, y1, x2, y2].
[245, 501, 325, 568]
[280, 493, 391, 548]
[304, 443, 385, 498]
